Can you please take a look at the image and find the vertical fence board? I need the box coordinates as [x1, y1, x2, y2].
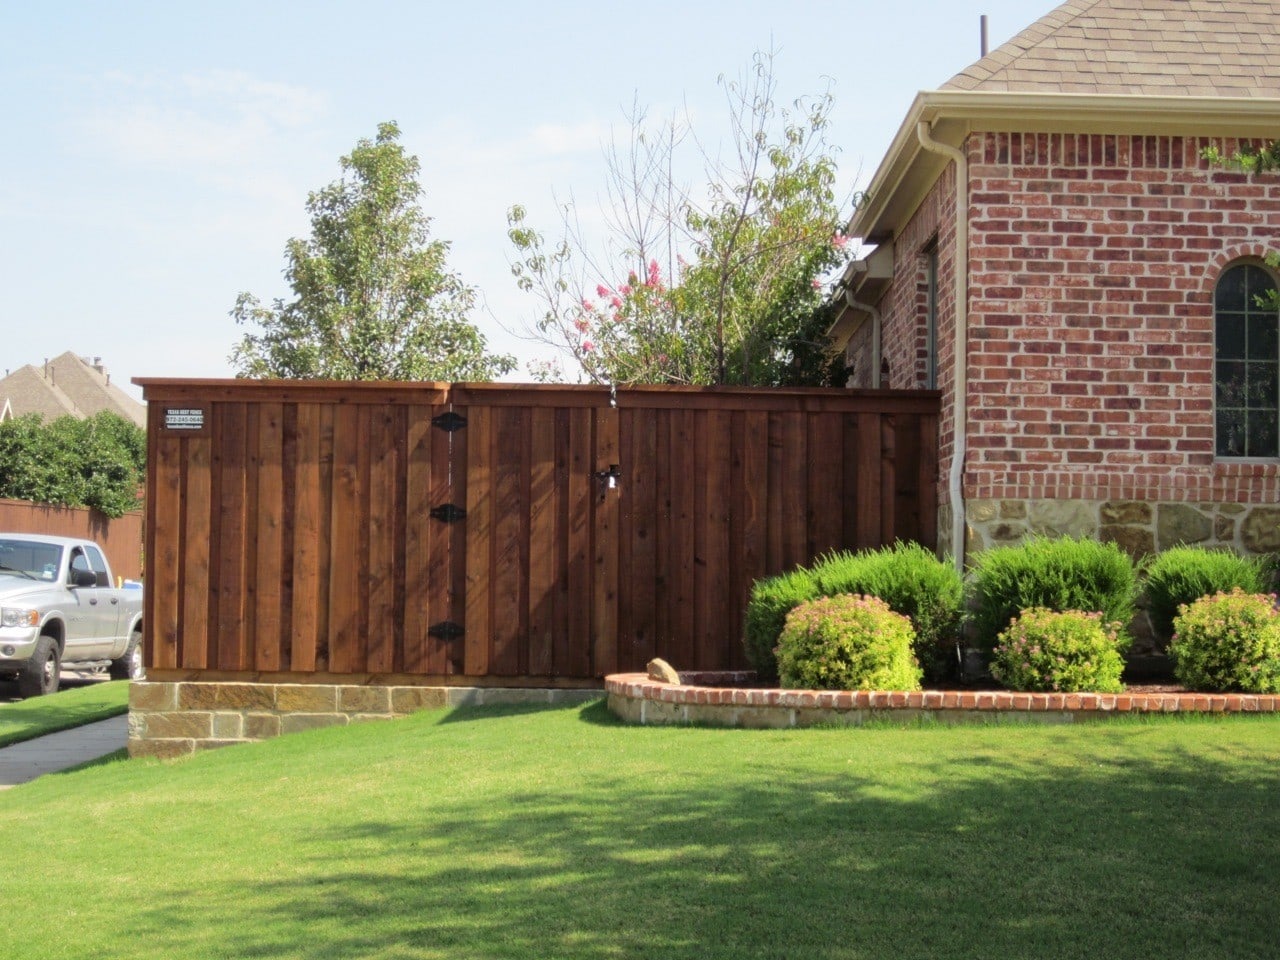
[807, 413, 844, 560]
[623, 409, 657, 668]
[445, 406, 467, 674]
[404, 405, 435, 674]
[290, 404, 323, 672]
[527, 407, 557, 676]
[254, 403, 284, 672]
[366, 405, 401, 674]
[591, 407, 620, 676]
[180, 436, 212, 669]
[327, 405, 361, 674]
[854, 412, 883, 549]
[215, 404, 249, 671]
[463, 404, 492, 675]
[667, 409, 696, 662]
[699, 411, 732, 670]
[490, 408, 525, 676]
[152, 436, 182, 670]
[564, 408, 592, 676]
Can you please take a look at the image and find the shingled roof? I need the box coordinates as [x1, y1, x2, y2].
[0, 352, 145, 428]
[945, 0, 1280, 98]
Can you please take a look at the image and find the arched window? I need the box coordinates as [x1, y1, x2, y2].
[1215, 262, 1280, 458]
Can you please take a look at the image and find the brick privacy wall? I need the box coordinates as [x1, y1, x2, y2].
[966, 132, 1280, 506]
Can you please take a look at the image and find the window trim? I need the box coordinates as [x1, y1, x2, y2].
[1213, 258, 1280, 461]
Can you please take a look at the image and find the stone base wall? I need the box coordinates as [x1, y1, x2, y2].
[965, 499, 1280, 559]
[128, 682, 601, 759]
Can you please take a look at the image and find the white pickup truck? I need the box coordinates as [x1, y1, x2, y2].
[0, 533, 144, 698]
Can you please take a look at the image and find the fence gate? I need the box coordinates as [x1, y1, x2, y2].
[139, 380, 939, 681]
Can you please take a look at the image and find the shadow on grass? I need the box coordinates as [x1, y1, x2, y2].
[126, 719, 1280, 960]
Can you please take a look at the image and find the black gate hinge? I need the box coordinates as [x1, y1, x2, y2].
[430, 503, 467, 523]
[428, 621, 465, 640]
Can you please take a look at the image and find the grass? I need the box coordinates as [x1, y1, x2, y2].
[0, 680, 129, 747]
[2, 702, 1279, 959]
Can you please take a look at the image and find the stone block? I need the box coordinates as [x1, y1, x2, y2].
[128, 738, 195, 759]
[475, 688, 553, 706]
[968, 500, 999, 523]
[144, 712, 214, 739]
[1100, 525, 1154, 560]
[1029, 499, 1096, 538]
[1157, 504, 1212, 549]
[244, 713, 282, 740]
[990, 522, 1026, 543]
[390, 687, 449, 714]
[640, 698, 685, 725]
[276, 685, 339, 712]
[212, 712, 245, 739]
[215, 684, 277, 711]
[999, 500, 1028, 520]
[280, 713, 349, 734]
[194, 739, 250, 751]
[1215, 514, 1237, 544]
[547, 689, 602, 706]
[129, 682, 177, 712]
[1101, 501, 1151, 524]
[176, 683, 221, 709]
[607, 693, 643, 723]
[339, 686, 392, 715]
[1242, 508, 1280, 553]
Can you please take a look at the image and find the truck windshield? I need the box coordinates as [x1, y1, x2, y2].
[0, 539, 62, 581]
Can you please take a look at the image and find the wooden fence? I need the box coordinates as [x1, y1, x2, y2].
[138, 380, 939, 682]
[0, 498, 143, 582]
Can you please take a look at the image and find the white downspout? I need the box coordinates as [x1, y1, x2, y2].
[843, 292, 883, 389]
[916, 120, 969, 573]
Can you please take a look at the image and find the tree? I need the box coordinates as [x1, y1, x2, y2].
[231, 121, 515, 381]
[0, 412, 145, 518]
[507, 52, 854, 387]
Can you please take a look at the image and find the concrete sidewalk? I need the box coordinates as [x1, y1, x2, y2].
[0, 714, 128, 789]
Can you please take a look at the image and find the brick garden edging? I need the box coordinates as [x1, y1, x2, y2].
[129, 681, 601, 758]
[605, 673, 1280, 728]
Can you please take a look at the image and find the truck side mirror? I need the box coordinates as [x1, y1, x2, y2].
[71, 568, 97, 588]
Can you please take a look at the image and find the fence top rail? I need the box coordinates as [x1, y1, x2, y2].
[136, 379, 941, 413]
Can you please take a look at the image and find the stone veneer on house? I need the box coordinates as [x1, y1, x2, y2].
[128, 682, 601, 758]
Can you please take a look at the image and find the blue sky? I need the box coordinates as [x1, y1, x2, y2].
[1, 1, 1054, 399]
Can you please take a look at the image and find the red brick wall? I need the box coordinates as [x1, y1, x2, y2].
[965, 132, 1280, 506]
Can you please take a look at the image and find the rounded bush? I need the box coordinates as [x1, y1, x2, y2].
[968, 537, 1137, 651]
[743, 567, 819, 680]
[776, 594, 922, 691]
[1144, 547, 1270, 646]
[989, 608, 1126, 694]
[1170, 589, 1280, 693]
[812, 542, 963, 682]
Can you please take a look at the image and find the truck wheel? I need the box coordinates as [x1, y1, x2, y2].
[109, 630, 145, 681]
[17, 636, 60, 698]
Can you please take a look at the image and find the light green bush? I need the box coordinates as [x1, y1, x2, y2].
[1170, 589, 1280, 693]
[989, 608, 1125, 694]
[776, 594, 922, 691]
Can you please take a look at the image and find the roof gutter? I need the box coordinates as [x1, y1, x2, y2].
[915, 119, 968, 573]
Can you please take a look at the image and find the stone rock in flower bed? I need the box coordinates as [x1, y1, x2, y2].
[646, 658, 681, 684]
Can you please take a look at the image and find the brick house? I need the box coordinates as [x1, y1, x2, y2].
[831, 0, 1280, 564]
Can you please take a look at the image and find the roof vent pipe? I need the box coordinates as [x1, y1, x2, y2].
[980, 15, 989, 56]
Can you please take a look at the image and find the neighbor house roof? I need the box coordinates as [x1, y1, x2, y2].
[0, 352, 146, 428]
[946, 0, 1280, 97]
[848, 0, 1280, 244]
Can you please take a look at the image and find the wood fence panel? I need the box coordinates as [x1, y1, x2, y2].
[139, 380, 938, 679]
[0, 501, 143, 582]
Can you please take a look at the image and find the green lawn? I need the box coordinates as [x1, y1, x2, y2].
[0, 680, 129, 747]
[3, 702, 1278, 959]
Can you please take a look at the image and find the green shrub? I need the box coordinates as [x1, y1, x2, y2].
[989, 608, 1126, 694]
[776, 594, 922, 691]
[743, 567, 819, 680]
[1144, 547, 1270, 645]
[812, 542, 962, 681]
[967, 537, 1138, 651]
[1170, 589, 1280, 693]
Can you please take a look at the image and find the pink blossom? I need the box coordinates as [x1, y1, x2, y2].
[831, 233, 849, 249]
[811, 278, 822, 289]
[619, 284, 632, 295]
[582, 340, 596, 353]
[610, 296, 623, 309]
[647, 260, 661, 287]
[573, 317, 590, 334]
[596, 284, 611, 298]
[581, 298, 595, 311]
